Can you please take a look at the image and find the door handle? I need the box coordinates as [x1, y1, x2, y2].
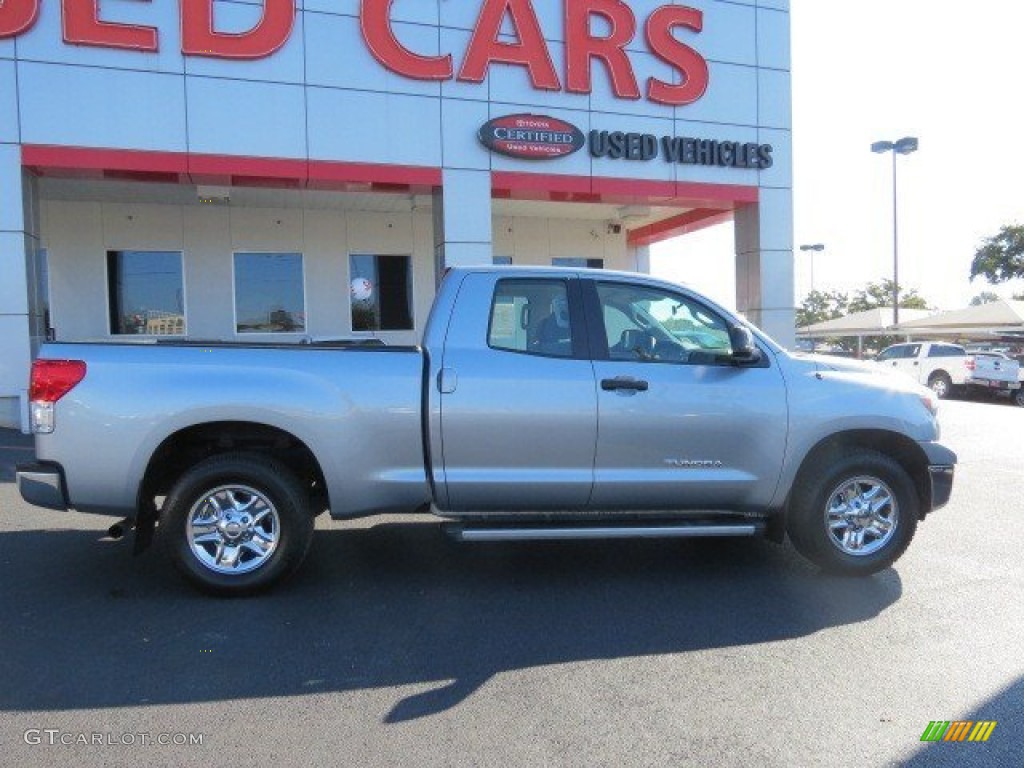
[601, 377, 649, 392]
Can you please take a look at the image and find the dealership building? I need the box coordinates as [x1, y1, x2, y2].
[0, 0, 792, 429]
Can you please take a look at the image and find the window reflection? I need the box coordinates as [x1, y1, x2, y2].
[107, 251, 185, 336]
[350, 254, 413, 332]
[234, 253, 305, 334]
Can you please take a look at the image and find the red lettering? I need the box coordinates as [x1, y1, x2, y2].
[458, 0, 559, 90]
[645, 6, 708, 106]
[0, 0, 39, 38]
[361, 0, 452, 80]
[565, 0, 640, 100]
[181, 0, 293, 60]
[62, 0, 156, 51]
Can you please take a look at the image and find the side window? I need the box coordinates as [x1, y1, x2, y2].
[928, 344, 965, 358]
[877, 346, 901, 362]
[488, 279, 574, 359]
[595, 282, 732, 364]
[900, 344, 921, 359]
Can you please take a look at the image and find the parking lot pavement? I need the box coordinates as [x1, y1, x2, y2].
[0, 399, 1021, 768]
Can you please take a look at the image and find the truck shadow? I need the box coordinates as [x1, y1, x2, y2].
[0, 521, 902, 722]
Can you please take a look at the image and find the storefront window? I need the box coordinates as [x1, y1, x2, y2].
[234, 253, 305, 334]
[107, 250, 185, 336]
[552, 258, 604, 269]
[350, 254, 413, 331]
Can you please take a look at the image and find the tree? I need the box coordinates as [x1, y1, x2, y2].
[970, 224, 1024, 283]
[970, 291, 1000, 306]
[847, 279, 929, 313]
[796, 289, 848, 328]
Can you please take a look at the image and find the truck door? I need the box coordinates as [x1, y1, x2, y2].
[437, 273, 597, 511]
[584, 279, 788, 510]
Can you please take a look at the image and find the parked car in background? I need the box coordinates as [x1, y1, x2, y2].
[875, 342, 1021, 402]
[973, 351, 1024, 406]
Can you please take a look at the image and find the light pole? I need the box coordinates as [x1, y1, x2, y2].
[799, 243, 824, 295]
[871, 136, 918, 325]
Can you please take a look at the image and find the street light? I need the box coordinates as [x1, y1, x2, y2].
[871, 136, 919, 325]
[799, 243, 825, 295]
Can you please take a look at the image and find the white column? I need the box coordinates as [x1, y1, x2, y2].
[734, 187, 795, 348]
[0, 144, 38, 430]
[631, 244, 651, 274]
[433, 169, 493, 279]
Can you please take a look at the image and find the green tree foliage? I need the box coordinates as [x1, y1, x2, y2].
[970, 224, 1024, 283]
[847, 279, 929, 313]
[970, 291, 1000, 306]
[796, 289, 848, 328]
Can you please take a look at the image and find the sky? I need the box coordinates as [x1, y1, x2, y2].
[651, 0, 1024, 313]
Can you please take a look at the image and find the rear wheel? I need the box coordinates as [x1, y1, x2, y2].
[928, 372, 953, 399]
[787, 450, 918, 576]
[160, 453, 314, 596]
[1014, 387, 1024, 407]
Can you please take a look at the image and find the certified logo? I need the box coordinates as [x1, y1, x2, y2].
[479, 114, 585, 160]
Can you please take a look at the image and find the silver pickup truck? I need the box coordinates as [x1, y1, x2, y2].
[17, 267, 956, 594]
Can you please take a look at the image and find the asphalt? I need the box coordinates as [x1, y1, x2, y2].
[0, 397, 1021, 767]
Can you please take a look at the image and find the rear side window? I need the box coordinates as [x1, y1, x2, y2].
[928, 344, 966, 358]
[488, 279, 574, 359]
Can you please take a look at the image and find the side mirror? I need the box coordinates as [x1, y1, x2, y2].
[728, 325, 762, 366]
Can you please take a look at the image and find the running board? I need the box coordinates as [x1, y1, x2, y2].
[447, 521, 764, 542]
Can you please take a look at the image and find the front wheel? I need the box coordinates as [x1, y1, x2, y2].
[159, 453, 314, 596]
[787, 450, 919, 576]
[1014, 387, 1024, 407]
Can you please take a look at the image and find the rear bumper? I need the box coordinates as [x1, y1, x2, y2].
[966, 377, 1020, 390]
[16, 462, 69, 511]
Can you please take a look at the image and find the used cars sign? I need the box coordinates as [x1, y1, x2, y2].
[479, 114, 585, 160]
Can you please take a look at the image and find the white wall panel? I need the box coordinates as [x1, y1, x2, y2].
[185, 1, 305, 84]
[441, 98, 492, 170]
[15, 0, 183, 73]
[0, 233, 29, 314]
[101, 204, 185, 251]
[186, 77, 306, 158]
[699, 1, 757, 66]
[19, 63, 186, 151]
[307, 88, 441, 166]
[758, 68, 791, 130]
[0, 61, 19, 143]
[674, 62, 758, 126]
[182, 206, 234, 339]
[757, 8, 791, 71]
[42, 201, 108, 340]
[486, 40, 589, 112]
[305, 13, 440, 97]
[314, 0, 438, 25]
[0, 143, 25, 231]
[302, 208, 350, 336]
[757, 127, 792, 189]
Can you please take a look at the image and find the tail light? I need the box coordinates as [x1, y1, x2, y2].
[29, 359, 86, 434]
[965, 358, 976, 371]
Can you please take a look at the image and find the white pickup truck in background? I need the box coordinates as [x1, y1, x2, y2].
[875, 342, 1021, 403]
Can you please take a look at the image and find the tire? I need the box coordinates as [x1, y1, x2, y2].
[787, 449, 919, 576]
[1014, 387, 1024, 408]
[928, 372, 953, 399]
[159, 453, 315, 596]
